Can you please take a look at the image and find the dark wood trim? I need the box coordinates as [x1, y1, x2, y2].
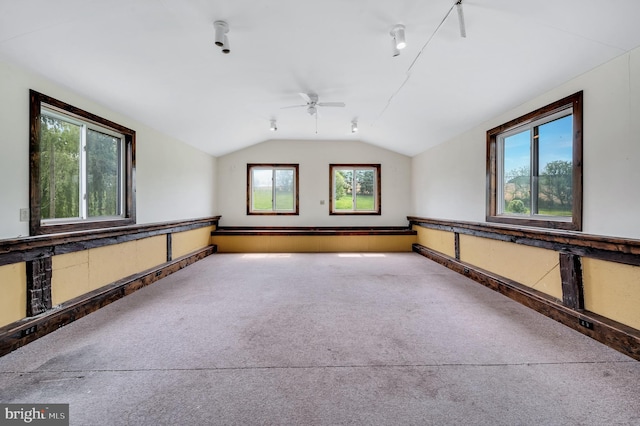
[246, 164, 300, 215]
[412, 243, 640, 362]
[408, 216, 640, 266]
[0, 216, 221, 266]
[571, 92, 584, 231]
[0, 245, 217, 357]
[560, 252, 584, 310]
[329, 164, 382, 216]
[454, 232, 460, 260]
[29, 90, 137, 236]
[166, 233, 173, 262]
[486, 91, 583, 231]
[213, 226, 416, 236]
[29, 90, 41, 237]
[26, 256, 52, 316]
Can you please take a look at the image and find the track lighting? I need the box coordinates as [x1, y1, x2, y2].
[390, 24, 407, 50]
[456, 1, 466, 38]
[351, 120, 358, 133]
[269, 119, 277, 131]
[222, 35, 230, 54]
[214, 21, 231, 53]
[391, 38, 400, 57]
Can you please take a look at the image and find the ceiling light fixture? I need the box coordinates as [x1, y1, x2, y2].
[351, 120, 358, 133]
[214, 21, 231, 53]
[390, 24, 407, 50]
[456, 1, 466, 38]
[270, 119, 277, 131]
[222, 35, 230, 54]
[391, 38, 400, 57]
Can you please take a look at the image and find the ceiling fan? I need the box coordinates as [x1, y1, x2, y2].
[281, 93, 346, 116]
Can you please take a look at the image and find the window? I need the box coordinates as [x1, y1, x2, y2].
[247, 164, 299, 215]
[330, 164, 381, 215]
[486, 91, 582, 230]
[29, 90, 136, 235]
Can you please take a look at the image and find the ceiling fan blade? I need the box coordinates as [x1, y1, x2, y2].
[317, 102, 346, 107]
[280, 104, 307, 109]
[299, 93, 312, 104]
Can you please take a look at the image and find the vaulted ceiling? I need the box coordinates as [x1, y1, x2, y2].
[2, 0, 640, 157]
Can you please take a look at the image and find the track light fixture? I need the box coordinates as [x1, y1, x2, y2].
[222, 35, 230, 54]
[390, 24, 407, 51]
[214, 21, 231, 54]
[351, 120, 358, 133]
[456, 1, 466, 38]
[270, 119, 277, 131]
[391, 38, 400, 57]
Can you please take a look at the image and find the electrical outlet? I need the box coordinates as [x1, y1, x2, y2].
[579, 319, 594, 330]
[21, 325, 37, 337]
[20, 208, 29, 222]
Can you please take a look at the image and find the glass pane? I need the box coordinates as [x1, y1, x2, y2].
[334, 170, 353, 211]
[503, 130, 531, 215]
[274, 169, 294, 210]
[87, 129, 121, 217]
[40, 114, 81, 219]
[252, 169, 273, 211]
[537, 115, 573, 217]
[355, 169, 375, 211]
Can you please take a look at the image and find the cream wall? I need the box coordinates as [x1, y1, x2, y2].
[411, 47, 640, 239]
[0, 60, 218, 240]
[216, 139, 412, 227]
[0, 262, 27, 327]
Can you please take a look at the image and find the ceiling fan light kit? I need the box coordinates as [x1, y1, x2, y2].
[278, 92, 349, 133]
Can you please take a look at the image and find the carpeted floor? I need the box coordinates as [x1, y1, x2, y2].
[1, 252, 639, 425]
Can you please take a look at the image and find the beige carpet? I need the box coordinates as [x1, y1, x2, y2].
[1, 253, 638, 425]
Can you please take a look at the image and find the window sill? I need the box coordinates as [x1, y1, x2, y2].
[34, 218, 136, 235]
[486, 215, 580, 231]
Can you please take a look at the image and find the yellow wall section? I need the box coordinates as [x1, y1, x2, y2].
[136, 236, 167, 271]
[582, 258, 640, 329]
[172, 226, 214, 258]
[414, 226, 456, 258]
[52, 236, 166, 305]
[211, 235, 416, 253]
[52, 250, 89, 305]
[0, 262, 27, 327]
[459, 235, 562, 300]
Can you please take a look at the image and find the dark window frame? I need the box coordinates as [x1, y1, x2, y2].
[329, 164, 381, 215]
[29, 90, 136, 235]
[486, 91, 583, 231]
[246, 164, 300, 215]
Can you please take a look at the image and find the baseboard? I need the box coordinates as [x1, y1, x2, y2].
[412, 243, 640, 362]
[0, 245, 217, 357]
[213, 226, 417, 236]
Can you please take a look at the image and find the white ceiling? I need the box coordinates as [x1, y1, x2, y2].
[2, 0, 640, 157]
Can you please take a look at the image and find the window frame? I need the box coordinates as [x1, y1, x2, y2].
[329, 164, 381, 215]
[246, 164, 299, 215]
[29, 90, 136, 235]
[486, 91, 583, 231]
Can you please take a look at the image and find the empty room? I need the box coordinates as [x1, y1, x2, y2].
[1, 1, 639, 425]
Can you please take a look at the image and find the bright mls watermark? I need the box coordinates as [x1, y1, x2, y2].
[0, 404, 68, 425]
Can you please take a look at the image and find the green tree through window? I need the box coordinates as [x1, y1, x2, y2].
[330, 165, 381, 215]
[486, 91, 582, 231]
[30, 90, 136, 235]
